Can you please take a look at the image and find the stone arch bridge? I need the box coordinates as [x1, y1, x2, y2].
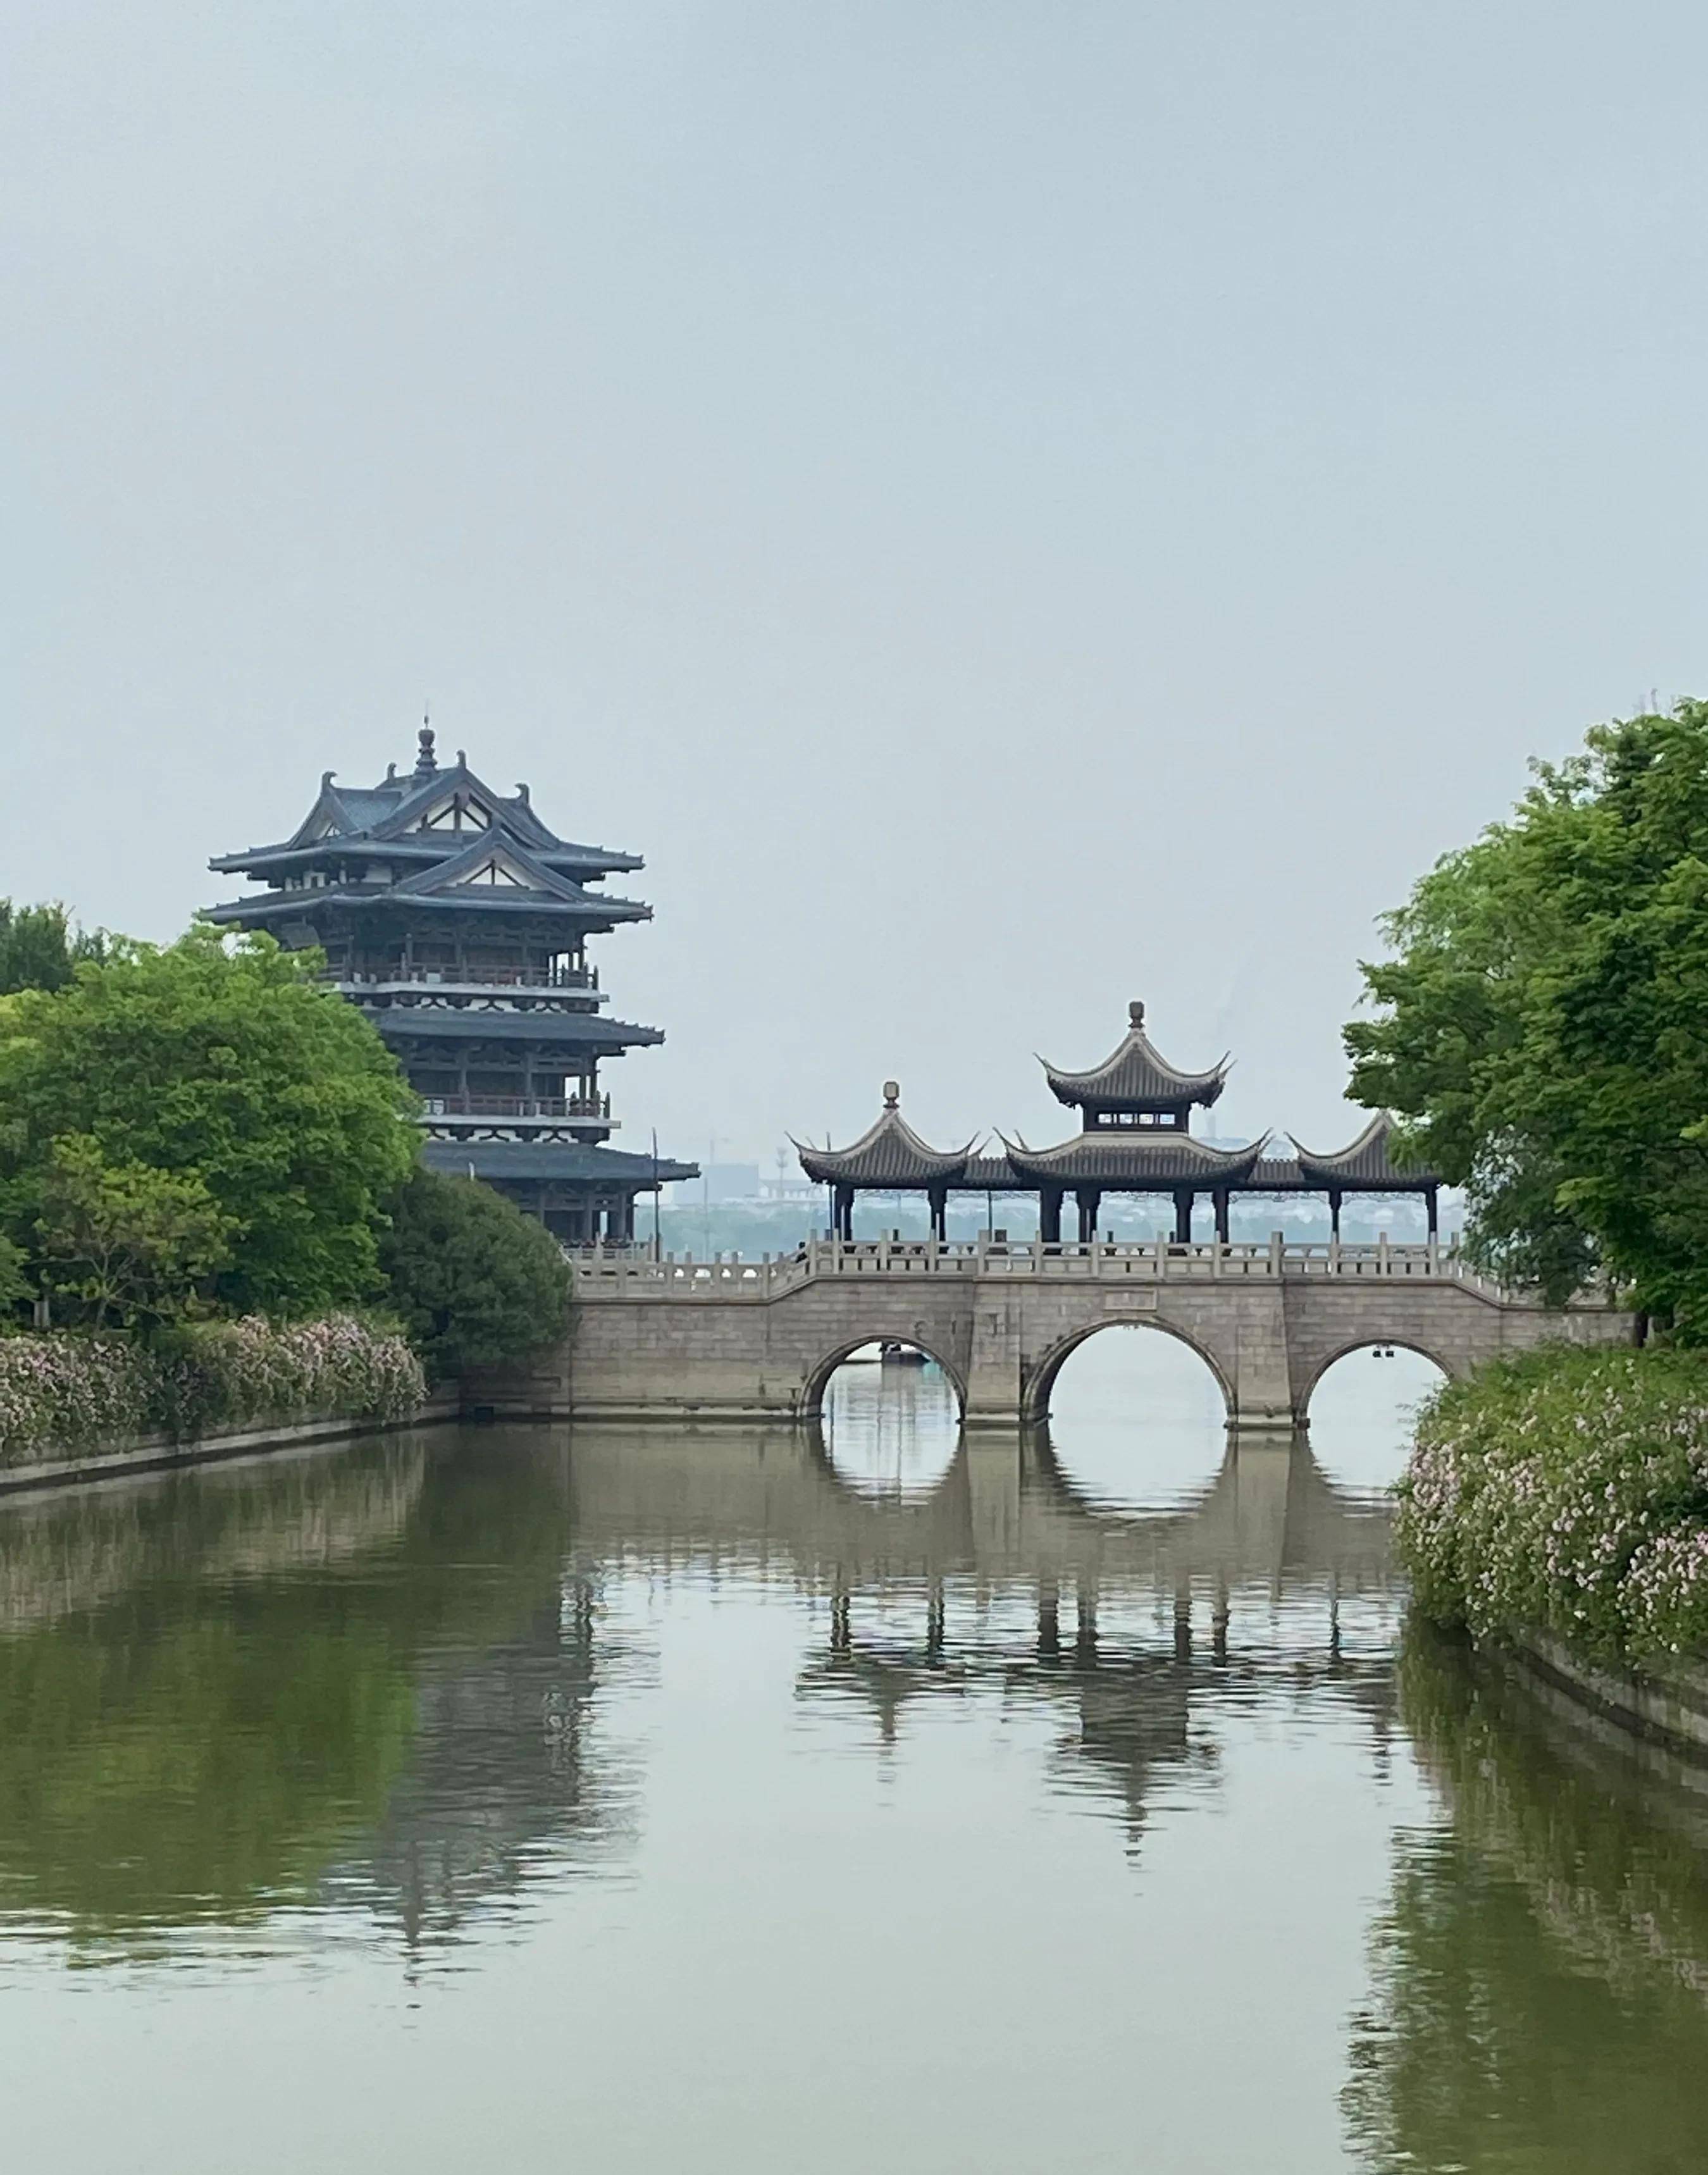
[491, 1237, 1634, 1431]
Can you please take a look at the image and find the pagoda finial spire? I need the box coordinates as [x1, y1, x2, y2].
[414, 710, 437, 778]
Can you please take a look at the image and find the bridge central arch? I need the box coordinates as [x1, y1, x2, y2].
[1021, 1316, 1234, 1428]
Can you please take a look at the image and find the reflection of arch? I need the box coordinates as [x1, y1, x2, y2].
[1022, 1317, 1233, 1427]
[1298, 1338, 1452, 1421]
[803, 1336, 968, 1420]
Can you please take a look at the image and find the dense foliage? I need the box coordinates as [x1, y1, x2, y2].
[1396, 1346, 1708, 1662]
[0, 899, 111, 995]
[1347, 701, 1708, 1332]
[0, 1316, 424, 1464]
[380, 1168, 572, 1381]
[0, 924, 420, 1320]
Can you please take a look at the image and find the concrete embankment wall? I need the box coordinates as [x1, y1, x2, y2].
[0, 1389, 464, 1497]
[1511, 1633, 1708, 1770]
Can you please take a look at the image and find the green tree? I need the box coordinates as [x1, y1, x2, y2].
[380, 1167, 572, 1381]
[37, 1134, 233, 1326]
[0, 926, 420, 1316]
[1347, 701, 1708, 1332]
[0, 900, 112, 993]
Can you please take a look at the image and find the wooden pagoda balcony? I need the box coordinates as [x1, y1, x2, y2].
[336, 965, 599, 995]
[421, 1093, 617, 1130]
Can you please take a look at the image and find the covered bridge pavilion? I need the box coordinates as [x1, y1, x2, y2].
[795, 1004, 1440, 1244]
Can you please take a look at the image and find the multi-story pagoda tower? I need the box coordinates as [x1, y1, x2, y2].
[207, 726, 696, 1242]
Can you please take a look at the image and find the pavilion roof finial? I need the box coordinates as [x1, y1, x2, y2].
[882, 1079, 900, 1110]
[414, 717, 437, 778]
[1129, 999, 1145, 1029]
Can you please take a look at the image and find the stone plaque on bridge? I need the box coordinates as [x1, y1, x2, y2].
[1103, 1291, 1160, 1313]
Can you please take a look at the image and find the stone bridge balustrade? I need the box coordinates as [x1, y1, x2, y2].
[479, 1238, 1635, 1431]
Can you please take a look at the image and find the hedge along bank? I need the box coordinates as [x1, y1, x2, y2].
[1397, 1345, 1708, 1667]
[0, 1315, 426, 1468]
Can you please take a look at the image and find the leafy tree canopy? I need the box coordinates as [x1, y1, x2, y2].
[380, 1167, 572, 1381]
[1347, 701, 1708, 1330]
[0, 899, 113, 994]
[0, 926, 420, 1317]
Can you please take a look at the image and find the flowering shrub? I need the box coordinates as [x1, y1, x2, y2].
[1397, 1345, 1708, 1663]
[0, 1316, 425, 1466]
[0, 1336, 158, 1458]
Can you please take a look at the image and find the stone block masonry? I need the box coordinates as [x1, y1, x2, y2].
[507, 1237, 1637, 1430]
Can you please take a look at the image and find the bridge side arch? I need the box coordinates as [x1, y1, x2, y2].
[1296, 1335, 1459, 1422]
[1020, 1315, 1234, 1427]
[802, 1334, 969, 1420]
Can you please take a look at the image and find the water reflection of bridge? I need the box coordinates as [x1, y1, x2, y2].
[561, 1424, 1395, 1608]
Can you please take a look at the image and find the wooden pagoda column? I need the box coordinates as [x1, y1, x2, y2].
[833, 1184, 855, 1241]
[927, 1184, 948, 1242]
[1212, 1187, 1230, 1244]
[1074, 1189, 1103, 1243]
[1172, 1189, 1194, 1244]
[1039, 1187, 1064, 1245]
[1328, 1187, 1343, 1239]
[1426, 1185, 1439, 1240]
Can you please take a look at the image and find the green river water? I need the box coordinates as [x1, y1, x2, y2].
[1, 1335, 1707, 2173]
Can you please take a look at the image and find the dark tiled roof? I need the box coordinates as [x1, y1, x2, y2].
[423, 1139, 696, 1184]
[1001, 1131, 1268, 1186]
[205, 881, 647, 927]
[953, 1153, 1024, 1190]
[209, 741, 643, 879]
[1043, 1002, 1227, 1112]
[795, 1093, 974, 1186]
[369, 1009, 661, 1048]
[1289, 1113, 1436, 1189]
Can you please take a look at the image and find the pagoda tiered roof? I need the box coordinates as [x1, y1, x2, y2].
[999, 1131, 1270, 1188]
[209, 729, 643, 883]
[371, 1010, 661, 1052]
[423, 1139, 698, 1187]
[206, 821, 650, 935]
[795, 1086, 975, 1187]
[1042, 1001, 1227, 1116]
[1288, 1112, 1435, 1191]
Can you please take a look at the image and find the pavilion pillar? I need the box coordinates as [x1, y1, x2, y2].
[1426, 1186, 1439, 1240]
[1172, 1189, 1194, 1244]
[1040, 1188, 1064, 1245]
[833, 1184, 855, 1241]
[1213, 1187, 1230, 1244]
[927, 1185, 948, 1242]
[1075, 1189, 1102, 1243]
[1328, 1188, 1342, 1239]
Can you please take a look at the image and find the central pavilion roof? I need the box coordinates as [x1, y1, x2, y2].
[795, 1086, 974, 1187]
[1042, 1002, 1228, 1115]
[1000, 1130, 1269, 1188]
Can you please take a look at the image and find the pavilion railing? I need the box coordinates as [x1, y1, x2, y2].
[338, 965, 598, 991]
[564, 1235, 1582, 1306]
[424, 1094, 612, 1120]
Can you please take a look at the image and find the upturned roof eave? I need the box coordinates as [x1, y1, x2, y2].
[1285, 1112, 1438, 1187]
[209, 836, 639, 876]
[203, 889, 652, 926]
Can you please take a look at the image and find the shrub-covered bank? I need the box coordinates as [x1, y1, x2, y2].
[0, 1317, 425, 1467]
[1397, 1347, 1708, 1665]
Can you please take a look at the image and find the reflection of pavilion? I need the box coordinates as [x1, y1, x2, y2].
[564, 1421, 1401, 1846]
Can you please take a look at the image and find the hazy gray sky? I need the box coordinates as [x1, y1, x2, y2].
[6, 2, 1705, 1166]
